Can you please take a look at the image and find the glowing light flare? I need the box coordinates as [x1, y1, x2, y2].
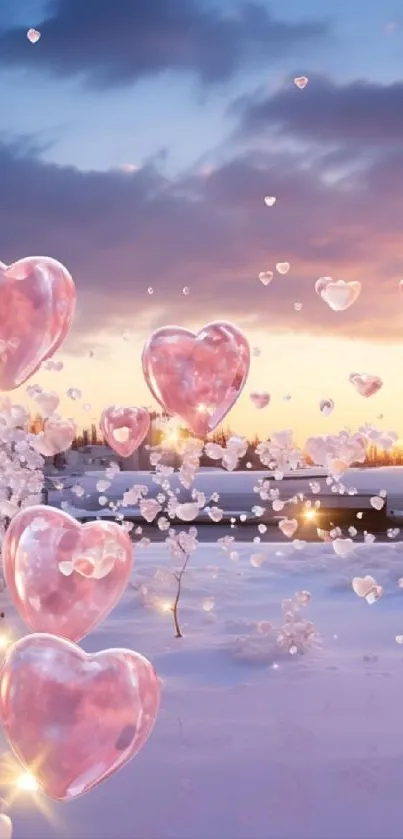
[16, 772, 39, 793]
[161, 428, 181, 449]
[0, 633, 11, 651]
[157, 600, 173, 614]
[0, 759, 57, 827]
[159, 419, 187, 451]
[304, 510, 316, 521]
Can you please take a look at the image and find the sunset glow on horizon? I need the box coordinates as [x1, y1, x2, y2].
[13, 328, 403, 446]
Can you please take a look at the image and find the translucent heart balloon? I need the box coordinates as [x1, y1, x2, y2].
[0, 633, 160, 801]
[294, 76, 308, 89]
[349, 372, 383, 398]
[250, 392, 270, 409]
[33, 389, 60, 416]
[0, 256, 76, 390]
[142, 321, 250, 436]
[276, 262, 290, 275]
[100, 406, 150, 457]
[352, 575, 377, 598]
[278, 518, 298, 538]
[258, 271, 273, 286]
[332, 538, 355, 557]
[315, 276, 333, 296]
[319, 398, 334, 416]
[2, 505, 133, 641]
[352, 575, 382, 603]
[320, 279, 361, 312]
[33, 416, 76, 456]
[26, 28, 41, 43]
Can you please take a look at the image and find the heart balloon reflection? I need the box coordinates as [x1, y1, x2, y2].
[0, 634, 160, 801]
[100, 406, 150, 458]
[142, 321, 250, 436]
[2, 505, 133, 641]
[0, 256, 76, 390]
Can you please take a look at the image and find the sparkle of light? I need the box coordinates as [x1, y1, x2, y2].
[161, 428, 182, 450]
[16, 772, 39, 792]
[0, 634, 10, 650]
[304, 510, 316, 520]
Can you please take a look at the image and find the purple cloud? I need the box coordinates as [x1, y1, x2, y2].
[0, 134, 402, 352]
[0, 0, 328, 88]
[235, 75, 403, 147]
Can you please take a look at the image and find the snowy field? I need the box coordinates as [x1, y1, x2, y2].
[47, 465, 403, 530]
[3, 538, 403, 839]
[49, 465, 403, 497]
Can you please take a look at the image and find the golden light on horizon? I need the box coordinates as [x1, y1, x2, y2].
[161, 428, 181, 448]
[12, 328, 403, 447]
[159, 417, 186, 451]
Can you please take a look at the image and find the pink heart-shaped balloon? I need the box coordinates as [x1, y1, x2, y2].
[349, 372, 383, 398]
[315, 276, 333, 296]
[0, 633, 160, 801]
[278, 518, 298, 538]
[142, 321, 250, 436]
[34, 415, 77, 456]
[250, 392, 270, 409]
[320, 279, 361, 312]
[352, 575, 377, 598]
[0, 256, 76, 390]
[2, 505, 133, 641]
[319, 397, 334, 416]
[100, 406, 150, 458]
[294, 76, 308, 89]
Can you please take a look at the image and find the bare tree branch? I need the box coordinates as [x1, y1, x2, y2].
[171, 542, 191, 639]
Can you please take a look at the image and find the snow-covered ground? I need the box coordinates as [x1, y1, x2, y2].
[46, 466, 402, 524]
[47, 465, 403, 495]
[4, 538, 403, 839]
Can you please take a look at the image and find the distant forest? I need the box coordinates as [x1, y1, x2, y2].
[29, 413, 403, 470]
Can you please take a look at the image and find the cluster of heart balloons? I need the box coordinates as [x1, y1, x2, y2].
[1, 506, 160, 802]
[0, 254, 253, 803]
[0, 255, 251, 443]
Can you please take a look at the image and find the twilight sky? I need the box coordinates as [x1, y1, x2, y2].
[1, 0, 403, 442]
